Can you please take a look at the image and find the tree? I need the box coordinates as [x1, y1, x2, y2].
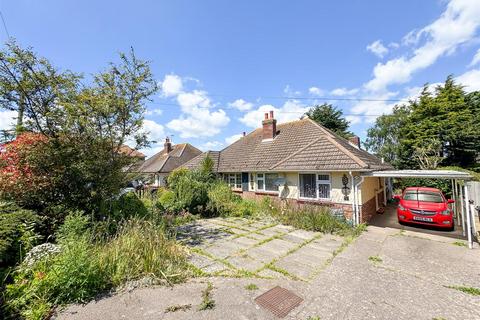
[366, 76, 480, 169]
[365, 105, 411, 168]
[0, 41, 158, 214]
[305, 103, 352, 138]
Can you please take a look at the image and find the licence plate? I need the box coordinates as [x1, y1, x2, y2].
[413, 216, 433, 222]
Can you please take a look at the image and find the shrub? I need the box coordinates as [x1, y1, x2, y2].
[0, 201, 39, 270]
[158, 190, 177, 212]
[207, 182, 241, 216]
[111, 192, 148, 220]
[173, 175, 209, 214]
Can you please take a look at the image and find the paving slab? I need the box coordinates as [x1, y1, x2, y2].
[226, 254, 265, 272]
[247, 239, 299, 263]
[206, 239, 250, 259]
[286, 229, 319, 240]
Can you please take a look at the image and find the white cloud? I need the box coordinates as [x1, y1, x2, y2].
[145, 108, 163, 116]
[199, 141, 224, 151]
[283, 85, 301, 96]
[225, 133, 244, 145]
[308, 87, 324, 96]
[239, 100, 307, 128]
[176, 90, 211, 112]
[469, 48, 480, 67]
[365, 0, 480, 92]
[167, 108, 229, 138]
[456, 68, 480, 92]
[0, 110, 16, 132]
[330, 87, 359, 96]
[229, 99, 253, 111]
[160, 74, 183, 97]
[349, 92, 399, 124]
[143, 119, 165, 143]
[366, 40, 389, 58]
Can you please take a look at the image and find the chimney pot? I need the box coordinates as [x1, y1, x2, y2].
[164, 136, 172, 153]
[262, 110, 277, 140]
[243, 131, 246, 136]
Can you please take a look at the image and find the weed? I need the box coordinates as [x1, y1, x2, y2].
[165, 304, 192, 313]
[446, 285, 480, 296]
[245, 283, 259, 290]
[199, 282, 215, 310]
[368, 255, 383, 263]
[307, 317, 321, 320]
[452, 241, 467, 247]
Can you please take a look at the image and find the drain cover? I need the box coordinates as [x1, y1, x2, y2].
[255, 286, 303, 318]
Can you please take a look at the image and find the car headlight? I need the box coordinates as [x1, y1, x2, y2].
[440, 209, 451, 216]
[398, 204, 405, 211]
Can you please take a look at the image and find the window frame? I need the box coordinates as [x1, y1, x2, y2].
[255, 172, 279, 193]
[298, 172, 332, 201]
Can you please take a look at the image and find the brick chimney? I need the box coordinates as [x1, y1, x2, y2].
[262, 110, 277, 141]
[164, 137, 172, 153]
[349, 136, 361, 149]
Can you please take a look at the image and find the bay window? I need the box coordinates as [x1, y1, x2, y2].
[299, 173, 331, 200]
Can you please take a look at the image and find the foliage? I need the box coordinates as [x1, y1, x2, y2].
[206, 182, 241, 216]
[305, 103, 352, 138]
[3, 213, 189, 320]
[260, 199, 360, 236]
[0, 40, 158, 215]
[158, 190, 178, 212]
[0, 133, 52, 207]
[199, 282, 215, 310]
[366, 76, 480, 169]
[0, 201, 39, 271]
[364, 105, 411, 168]
[110, 192, 148, 221]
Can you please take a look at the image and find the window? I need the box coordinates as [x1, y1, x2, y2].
[235, 173, 242, 189]
[317, 174, 331, 199]
[299, 174, 316, 198]
[256, 173, 279, 192]
[265, 173, 279, 191]
[228, 174, 236, 188]
[299, 173, 331, 200]
[257, 173, 264, 190]
[404, 190, 444, 203]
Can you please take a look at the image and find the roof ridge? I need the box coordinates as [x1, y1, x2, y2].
[269, 136, 324, 170]
[323, 134, 368, 168]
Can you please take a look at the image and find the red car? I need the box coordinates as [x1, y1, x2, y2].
[394, 187, 455, 230]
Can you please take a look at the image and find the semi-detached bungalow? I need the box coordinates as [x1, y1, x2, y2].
[183, 111, 393, 223]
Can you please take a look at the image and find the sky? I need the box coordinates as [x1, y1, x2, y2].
[1, 0, 480, 156]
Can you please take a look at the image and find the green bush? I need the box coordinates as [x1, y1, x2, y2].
[158, 190, 177, 212]
[111, 192, 148, 220]
[173, 175, 209, 214]
[4, 214, 190, 320]
[207, 182, 241, 216]
[0, 201, 39, 270]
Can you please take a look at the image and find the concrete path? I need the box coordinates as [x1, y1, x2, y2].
[176, 217, 345, 281]
[57, 220, 480, 320]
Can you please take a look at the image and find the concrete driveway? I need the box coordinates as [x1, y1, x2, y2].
[58, 219, 480, 320]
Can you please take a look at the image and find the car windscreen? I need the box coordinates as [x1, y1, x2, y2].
[403, 191, 444, 203]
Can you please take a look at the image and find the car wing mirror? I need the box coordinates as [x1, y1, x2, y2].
[393, 195, 401, 200]
[447, 199, 455, 204]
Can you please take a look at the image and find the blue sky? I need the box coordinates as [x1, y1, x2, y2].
[1, 0, 480, 156]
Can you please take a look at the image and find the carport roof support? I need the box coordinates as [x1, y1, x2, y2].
[364, 170, 472, 180]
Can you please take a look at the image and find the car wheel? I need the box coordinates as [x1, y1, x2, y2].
[398, 219, 404, 225]
[448, 222, 455, 232]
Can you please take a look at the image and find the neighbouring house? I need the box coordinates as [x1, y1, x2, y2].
[136, 137, 202, 188]
[117, 144, 146, 161]
[183, 111, 393, 223]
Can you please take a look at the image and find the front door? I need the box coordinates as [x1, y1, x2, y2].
[242, 172, 249, 191]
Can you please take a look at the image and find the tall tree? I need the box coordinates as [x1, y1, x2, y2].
[364, 105, 410, 168]
[0, 41, 158, 213]
[305, 103, 352, 138]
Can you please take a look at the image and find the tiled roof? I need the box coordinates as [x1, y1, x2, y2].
[182, 151, 221, 171]
[136, 143, 202, 173]
[117, 144, 145, 159]
[190, 117, 391, 173]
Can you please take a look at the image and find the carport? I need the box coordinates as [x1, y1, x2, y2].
[362, 170, 476, 249]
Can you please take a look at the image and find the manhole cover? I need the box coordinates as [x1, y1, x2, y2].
[255, 286, 303, 318]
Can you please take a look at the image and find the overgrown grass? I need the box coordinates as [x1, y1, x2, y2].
[4, 214, 190, 320]
[260, 199, 364, 237]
